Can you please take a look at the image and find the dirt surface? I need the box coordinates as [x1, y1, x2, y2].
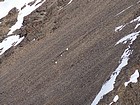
[0, 0, 140, 105]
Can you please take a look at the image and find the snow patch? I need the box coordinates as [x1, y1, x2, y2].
[55, 61, 58, 64]
[115, 16, 140, 32]
[32, 38, 36, 41]
[113, 95, 119, 102]
[130, 16, 140, 23]
[67, 0, 73, 5]
[0, 0, 43, 20]
[109, 95, 119, 105]
[135, 23, 140, 29]
[66, 48, 69, 51]
[115, 31, 140, 45]
[124, 70, 139, 87]
[0, 0, 45, 56]
[115, 5, 133, 16]
[91, 31, 140, 105]
[0, 35, 24, 55]
[8, 0, 46, 35]
[115, 25, 126, 32]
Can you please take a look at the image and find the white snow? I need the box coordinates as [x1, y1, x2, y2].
[135, 23, 140, 29]
[109, 95, 119, 105]
[115, 25, 126, 32]
[113, 95, 119, 102]
[66, 48, 69, 51]
[115, 31, 140, 45]
[130, 16, 140, 23]
[0, 35, 24, 55]
[115, 5, 133, 16]
[115, 15, 140, 32]
[91, 31, 140, 105]
[0, 0, 45, 56]
[67, 0, 73, 5]
[8, 0, 46, 35]
[32, 38, 36, 41]
[92, 15, 140, 105]
[124, 70, 139, 87]
[55, 61, 58, 64]
[0, 0, 43, 20]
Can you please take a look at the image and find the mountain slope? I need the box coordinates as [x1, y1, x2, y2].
[0, 0, 140, 105]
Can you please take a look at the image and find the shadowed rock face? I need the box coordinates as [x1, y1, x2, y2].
[0, 0, 140, 105]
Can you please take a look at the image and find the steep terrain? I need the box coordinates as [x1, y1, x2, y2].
[0, 0, 140, 105]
